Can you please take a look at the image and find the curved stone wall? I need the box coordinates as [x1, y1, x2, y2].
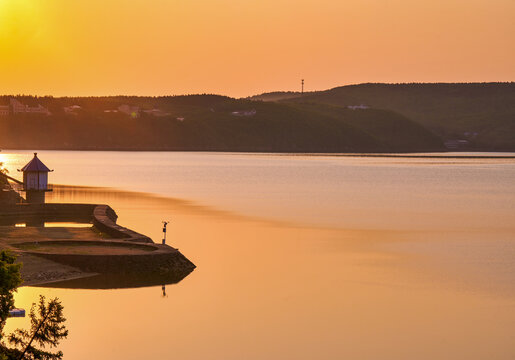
[18, 240, 194, 274]
[0, 203, 152, 243]
[92, 205, 152, 243]
[0, 203, 196, 283]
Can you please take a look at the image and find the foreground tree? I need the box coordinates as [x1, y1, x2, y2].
[0, 251, 22, 360]
[7, 296, 68, 360]
[0, 252, 22, 331]
[0, 251, 68, 360]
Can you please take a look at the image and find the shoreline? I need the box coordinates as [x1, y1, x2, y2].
[2, 148, 515, 159]
[0, 203, 195, 289]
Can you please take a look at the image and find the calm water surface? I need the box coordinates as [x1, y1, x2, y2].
[2, 151, 515, 359]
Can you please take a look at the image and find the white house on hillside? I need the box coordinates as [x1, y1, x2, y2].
[64, 105, 82, 115]
[118, 104, 140, 117]
[0, 98, 51, 116]
[347, 104, 370, 110]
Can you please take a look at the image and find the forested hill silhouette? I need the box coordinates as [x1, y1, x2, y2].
[250, 83, 515, 151]
[0, 89, 479, 152]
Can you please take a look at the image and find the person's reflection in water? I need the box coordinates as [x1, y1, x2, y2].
[162, 284, 168, 298]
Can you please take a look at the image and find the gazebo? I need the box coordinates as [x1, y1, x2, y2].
[18, 153, 53, 203]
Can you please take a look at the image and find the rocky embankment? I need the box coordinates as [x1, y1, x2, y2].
[0, 201, 195, 288]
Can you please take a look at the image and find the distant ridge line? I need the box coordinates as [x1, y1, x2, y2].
[264, 153, 515, 159]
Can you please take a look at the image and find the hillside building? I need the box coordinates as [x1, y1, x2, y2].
[347, 104, 370, 110]
[143, 108, 170, 117]
[64, 105, 82, 115]
[118, 104, 140, 118]
[0, 98, 51, 116]
[231, 109, 257, 116]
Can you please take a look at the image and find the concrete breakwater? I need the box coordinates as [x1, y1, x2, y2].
[0, 203, 96, 224]
[0, 203, 195, 286]
[17, 240, 194, 276]
[0, 203, 151, 242]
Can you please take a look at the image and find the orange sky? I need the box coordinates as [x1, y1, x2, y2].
[0, 0, 513, 97]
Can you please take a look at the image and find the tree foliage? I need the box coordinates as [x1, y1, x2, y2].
[273, 82, 515, 150]
[0, 96, 445, 152]
[0, 252, 22, 330]
[7, 296, 68, 360]
[0, 252, 68, 360]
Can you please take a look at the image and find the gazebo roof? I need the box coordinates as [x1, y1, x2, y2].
[20, 153, 52, 172]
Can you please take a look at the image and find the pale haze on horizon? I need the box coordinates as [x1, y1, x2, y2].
[0, 0, 513, 97]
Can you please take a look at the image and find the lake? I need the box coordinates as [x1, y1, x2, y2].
[2, 151, 515, 359]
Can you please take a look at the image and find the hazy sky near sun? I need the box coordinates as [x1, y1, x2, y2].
[0, 0, 513, 97]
